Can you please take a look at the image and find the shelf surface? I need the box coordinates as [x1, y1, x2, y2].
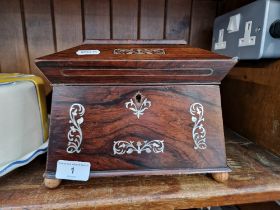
[0, 129, 279, 210]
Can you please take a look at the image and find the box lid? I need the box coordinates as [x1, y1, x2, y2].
[35, 44, 237, 85]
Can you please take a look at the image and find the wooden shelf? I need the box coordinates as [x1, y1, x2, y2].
[0, 129, 279, 210]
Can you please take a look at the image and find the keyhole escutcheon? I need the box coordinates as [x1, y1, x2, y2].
[136, 93, 142, 103]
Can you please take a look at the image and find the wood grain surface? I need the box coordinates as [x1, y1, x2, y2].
[46, 85, 227, 175]
[222, 60, 280, 155]
[189, 0, 218, 49]
[0, 0, 30, 73]
[53, 0, 83, 51]
[23, 0, 55, 73]
[165, 0, 192, 40]
[84, 0, 111, 40]
[140, 0, 165, 39]
[112, 0, 138, 39]
[0, 129, 279, 209]
[35, 44, 236, 85]
[0, 0, 231, 75]
[37, 44, 230, 61]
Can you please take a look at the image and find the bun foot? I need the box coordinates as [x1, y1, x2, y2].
[211, 172, 229, 183]
[44, 178, 61, 189]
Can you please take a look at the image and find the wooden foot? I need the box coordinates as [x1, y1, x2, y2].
[211, 172, 229, 183]
[44, 178, 61, 189]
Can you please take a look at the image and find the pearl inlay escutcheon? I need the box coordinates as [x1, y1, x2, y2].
[125, 91, 151, 119]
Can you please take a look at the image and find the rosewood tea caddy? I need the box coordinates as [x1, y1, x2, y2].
[36, 44, 237, 188]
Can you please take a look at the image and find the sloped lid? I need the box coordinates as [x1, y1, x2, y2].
[35, 44, 237, 85]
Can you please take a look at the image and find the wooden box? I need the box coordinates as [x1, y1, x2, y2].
[36, 44, 237, 188]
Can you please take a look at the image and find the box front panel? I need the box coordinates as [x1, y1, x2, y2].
[47, 85, 226, 174]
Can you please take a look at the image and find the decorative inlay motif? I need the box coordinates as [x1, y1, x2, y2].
[67, 103, 85, 153]
[113, 140, 165, 155]
[190, 103, 207, 150]
[114, 48, 165, 55]
[125, 91, 151, 119]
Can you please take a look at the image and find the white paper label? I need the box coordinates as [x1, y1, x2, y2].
[76, 50, 100, 55]
[55, 160, 91, 181]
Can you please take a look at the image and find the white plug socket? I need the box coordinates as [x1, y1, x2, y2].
[214, 29, 227, 50]
[239, 21, 256, 47]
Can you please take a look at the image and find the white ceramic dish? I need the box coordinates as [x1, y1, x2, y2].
[0, 141, 48, 177]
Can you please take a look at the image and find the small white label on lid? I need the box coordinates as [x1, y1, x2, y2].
[55, 160, 91, 181]
[76, 50, 100, 55]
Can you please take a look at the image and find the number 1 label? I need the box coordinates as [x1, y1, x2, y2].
[55, 160, 91, 181]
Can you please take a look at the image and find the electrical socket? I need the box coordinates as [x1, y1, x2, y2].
[239, 21, 256, 47]
[214, 29, 227, 50]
